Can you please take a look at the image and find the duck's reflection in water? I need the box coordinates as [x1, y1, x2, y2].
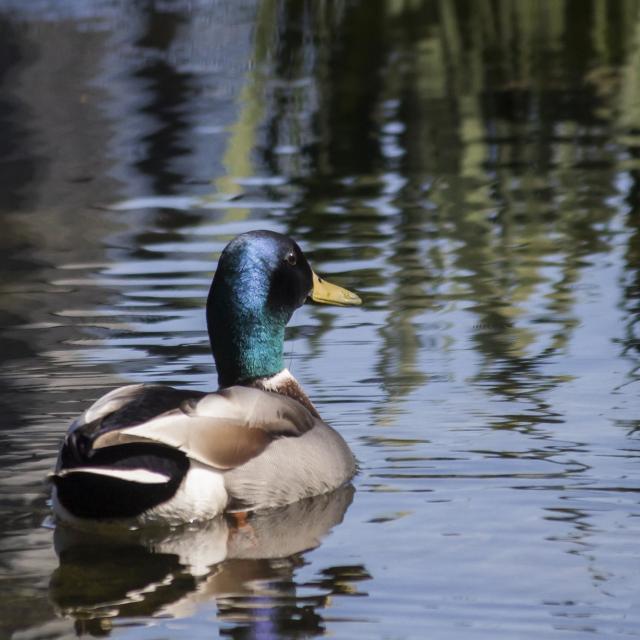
[50, 485, 367, 636]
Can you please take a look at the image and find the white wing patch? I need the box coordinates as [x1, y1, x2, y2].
[56, 466, 170, 484]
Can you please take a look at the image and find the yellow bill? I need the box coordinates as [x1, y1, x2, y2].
[310, 271, 362, 306]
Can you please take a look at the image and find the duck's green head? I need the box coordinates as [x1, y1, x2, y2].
[207, 230, 361, 387]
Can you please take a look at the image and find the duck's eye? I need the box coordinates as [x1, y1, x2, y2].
[285, 252, 297, 266]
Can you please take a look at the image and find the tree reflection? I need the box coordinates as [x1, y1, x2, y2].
[252, 0, 640, 426]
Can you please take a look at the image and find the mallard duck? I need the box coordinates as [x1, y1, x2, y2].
[50, 230, 361, 525]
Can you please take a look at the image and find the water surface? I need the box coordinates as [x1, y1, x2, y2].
[1, 1, 639, 638]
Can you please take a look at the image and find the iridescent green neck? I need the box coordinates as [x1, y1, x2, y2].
[206, 249, 290, 387]
[208, 297, 286, 387]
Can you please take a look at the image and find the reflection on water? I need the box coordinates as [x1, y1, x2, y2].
[49, 487, 358, 637]
[1, 0, 640, 638]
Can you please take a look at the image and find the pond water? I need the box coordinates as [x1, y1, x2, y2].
[1, 1, 640, 638]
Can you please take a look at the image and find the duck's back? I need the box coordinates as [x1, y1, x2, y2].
[51, 383, 355, 524]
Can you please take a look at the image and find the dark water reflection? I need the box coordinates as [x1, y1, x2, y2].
[1, 0, 640, 638]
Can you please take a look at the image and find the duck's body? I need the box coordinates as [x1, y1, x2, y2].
[51, 231, 360, 525]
